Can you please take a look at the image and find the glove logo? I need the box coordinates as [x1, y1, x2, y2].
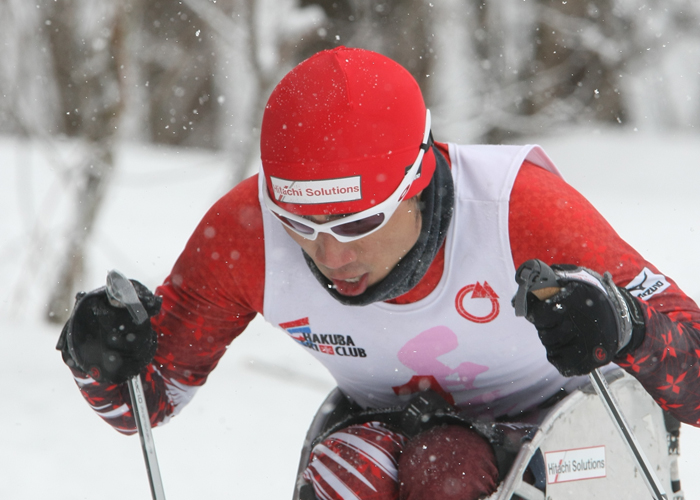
[593, 346, 607, 362]
[455, 281, 500, 323]
[625, 267, 670, 301]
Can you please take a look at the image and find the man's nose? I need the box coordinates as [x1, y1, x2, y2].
[313, 232, 356, 270]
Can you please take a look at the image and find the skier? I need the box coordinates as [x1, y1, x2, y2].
[58, 46, 700, 500]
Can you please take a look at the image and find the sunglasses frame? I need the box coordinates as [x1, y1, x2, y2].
[261, 109, 432, 243]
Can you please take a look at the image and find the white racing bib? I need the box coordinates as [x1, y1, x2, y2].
[261, 144, 581, 418]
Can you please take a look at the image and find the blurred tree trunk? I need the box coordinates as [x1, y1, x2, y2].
[529, 0, 627, 121]
[220, 0, 279, 186]
[299, 0, 435, 102]
[140, 0, 219, 148]
[431, 0, 657, 144]
[0, 1, 59, 136]
[182, 0, 328, 186]
[44, 0, 127, 323]
[464, 0, 629, 143]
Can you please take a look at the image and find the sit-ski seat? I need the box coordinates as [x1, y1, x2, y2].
[293, 370, 683, 500]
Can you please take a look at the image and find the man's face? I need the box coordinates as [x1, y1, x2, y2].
[283, 199, 422, 297]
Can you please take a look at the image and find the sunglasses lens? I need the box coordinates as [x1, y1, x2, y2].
[278, 215, 315, 235]
[332, 213, 385, 237]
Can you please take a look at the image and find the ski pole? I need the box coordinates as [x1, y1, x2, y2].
[588, 367, 667, 500]
[514, 260, 668, 500]
[106, 270, 167, 500]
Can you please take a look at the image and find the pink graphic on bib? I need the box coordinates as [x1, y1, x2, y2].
[392, 326, 495, 407]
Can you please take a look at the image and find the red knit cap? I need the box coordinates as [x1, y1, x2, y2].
[261, 46, 435, 216]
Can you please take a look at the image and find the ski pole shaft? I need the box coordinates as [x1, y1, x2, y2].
[128, 374, 167, 500]
[106, 269, 167, 500]
[588, 369, 667, 499]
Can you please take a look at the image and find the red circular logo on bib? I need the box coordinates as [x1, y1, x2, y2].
[455, 282, 500, 323]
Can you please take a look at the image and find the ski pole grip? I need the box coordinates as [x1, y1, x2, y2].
[513, 259, 561, 316]
[106, 269, 149, 325]
[531, 287, 561, 301]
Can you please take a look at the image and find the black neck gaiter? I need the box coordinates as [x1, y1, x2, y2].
[302, 146, 454, 306]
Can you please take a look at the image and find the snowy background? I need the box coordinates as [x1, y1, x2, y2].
[2, 128, 700, 499]
[2, 0, 700, 497]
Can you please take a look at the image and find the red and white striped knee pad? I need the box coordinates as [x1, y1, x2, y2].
[303, 421, 408, 500]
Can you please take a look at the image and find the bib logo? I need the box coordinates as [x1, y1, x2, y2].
[279, 317, 367, 358]
[391, 326, 497, 407]
[455, 281, 500, 323]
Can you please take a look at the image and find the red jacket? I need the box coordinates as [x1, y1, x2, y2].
[68, 143, 700, 432]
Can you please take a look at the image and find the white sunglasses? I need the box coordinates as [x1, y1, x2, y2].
[261, 110, 432, 243]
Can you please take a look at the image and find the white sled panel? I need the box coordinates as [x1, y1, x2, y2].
[495, 371, 678, 499]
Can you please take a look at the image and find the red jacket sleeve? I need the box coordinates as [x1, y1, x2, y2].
[72, 175, 266, 433]
[510, 161, 700, 426]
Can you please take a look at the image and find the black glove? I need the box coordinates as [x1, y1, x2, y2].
[514, 260, 646, 377]
[56, 279, 161, 384]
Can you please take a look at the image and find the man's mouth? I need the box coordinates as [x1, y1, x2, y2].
[331, 273, 369, 296]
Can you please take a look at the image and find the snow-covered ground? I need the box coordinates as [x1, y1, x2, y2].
[1, 129, 699, 499]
